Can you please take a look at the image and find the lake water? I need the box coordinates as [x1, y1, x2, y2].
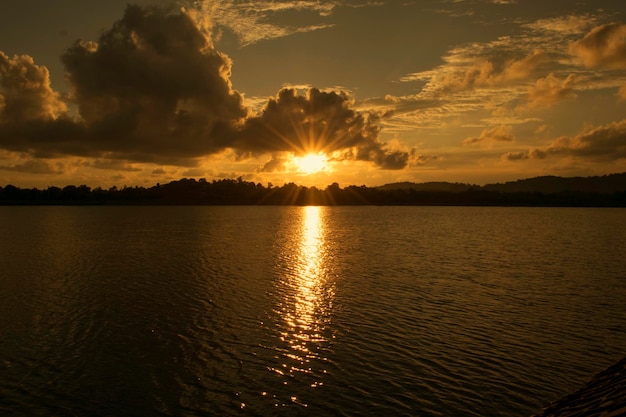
[1, 206, 625, 416]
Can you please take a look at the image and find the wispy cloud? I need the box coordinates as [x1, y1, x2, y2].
[389, 12, 623, 132]
[192, 0, 381, 46]
[523, 14, 596, 35]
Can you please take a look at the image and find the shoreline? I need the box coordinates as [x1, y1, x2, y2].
[532, 357, 626, 416]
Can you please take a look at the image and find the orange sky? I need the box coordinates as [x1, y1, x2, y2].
[1, 0, 625, 188]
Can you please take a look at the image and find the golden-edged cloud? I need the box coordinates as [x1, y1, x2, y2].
[0, 5, 408, 172]
[504, 119, 626, 162]
[0, 52, 67, 122]
[235, 87, 410, 169]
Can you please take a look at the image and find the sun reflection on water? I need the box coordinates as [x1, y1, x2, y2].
[271, 206, 335, 405]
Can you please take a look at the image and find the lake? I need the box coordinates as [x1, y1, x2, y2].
[1, 206, 625, 416]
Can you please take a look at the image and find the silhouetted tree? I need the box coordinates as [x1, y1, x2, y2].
[1, 174, 625, 206]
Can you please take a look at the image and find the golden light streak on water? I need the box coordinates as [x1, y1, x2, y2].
[297, 205, 325, 322]
[276, 206, 334, 402]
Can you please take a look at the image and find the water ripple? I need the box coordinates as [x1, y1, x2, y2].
[1, 206, 625, 416]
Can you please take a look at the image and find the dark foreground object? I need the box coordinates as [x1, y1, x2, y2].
[532, 357, 626, 416]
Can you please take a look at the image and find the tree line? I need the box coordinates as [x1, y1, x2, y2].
[1, 177, 625, 206]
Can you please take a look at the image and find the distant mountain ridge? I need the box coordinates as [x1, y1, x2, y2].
[377, 181, 475, 192]
[378, 173, 626, 194]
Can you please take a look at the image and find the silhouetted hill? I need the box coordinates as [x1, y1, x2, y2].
[377, 181, 475, 193]
[380, 173, 626, 194]
[482, 173, 626, 193]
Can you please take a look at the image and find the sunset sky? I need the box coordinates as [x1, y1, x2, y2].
[1, 0, 625, 188]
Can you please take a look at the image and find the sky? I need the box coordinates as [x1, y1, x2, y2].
[1, 0, 626, 188]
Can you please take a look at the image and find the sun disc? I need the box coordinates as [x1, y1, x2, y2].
[293, 153, 328, 174]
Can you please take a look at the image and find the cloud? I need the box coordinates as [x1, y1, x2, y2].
[0, 159, 64, 174]
[508, 119, 626, 162]
[235, 87, 410, 168]
[430, 0, 515, 18]
[525, 15, 595, 35]
[350, 141, 411, 170]
[570, 22, 626, 69]
[404, 48, 555, 96]
[412, 153, 440, 166]
[193, 0, 359, 47]
[0, 5, 407, 171]
[501, 151, 528, 161]
[356, 95, 445, 132]
[522, 73, 578, 109]
[534, 124, 550, 135]
[362, 95, 443, 115]
[257, 154, 288, 173]
[498, 50, 554, 82]
[86, 160, 143, 172]
[389, 13, 618, 130]
[618, 85, 626, 101]
[392, 33, 566, 130]
[61, 5, 247, 160]
[0, 5, 246, 164]
[542, 120, 626, 160]
[0, 52, 67, 123]
[464, 125, 515, 146]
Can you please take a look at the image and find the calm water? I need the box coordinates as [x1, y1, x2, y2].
[1, 206, 625, 416]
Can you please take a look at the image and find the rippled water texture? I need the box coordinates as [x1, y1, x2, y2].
[1, 206, 625, 416]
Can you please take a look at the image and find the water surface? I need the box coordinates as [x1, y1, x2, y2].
[1, 206, 625, 416]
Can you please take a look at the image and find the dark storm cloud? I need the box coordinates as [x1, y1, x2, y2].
[0, 5, 405, 169]
[0, 5, 245, 164]
[60, 4, 247, 161]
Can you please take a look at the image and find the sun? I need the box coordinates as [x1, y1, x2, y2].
[293, 153, 328, 174]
